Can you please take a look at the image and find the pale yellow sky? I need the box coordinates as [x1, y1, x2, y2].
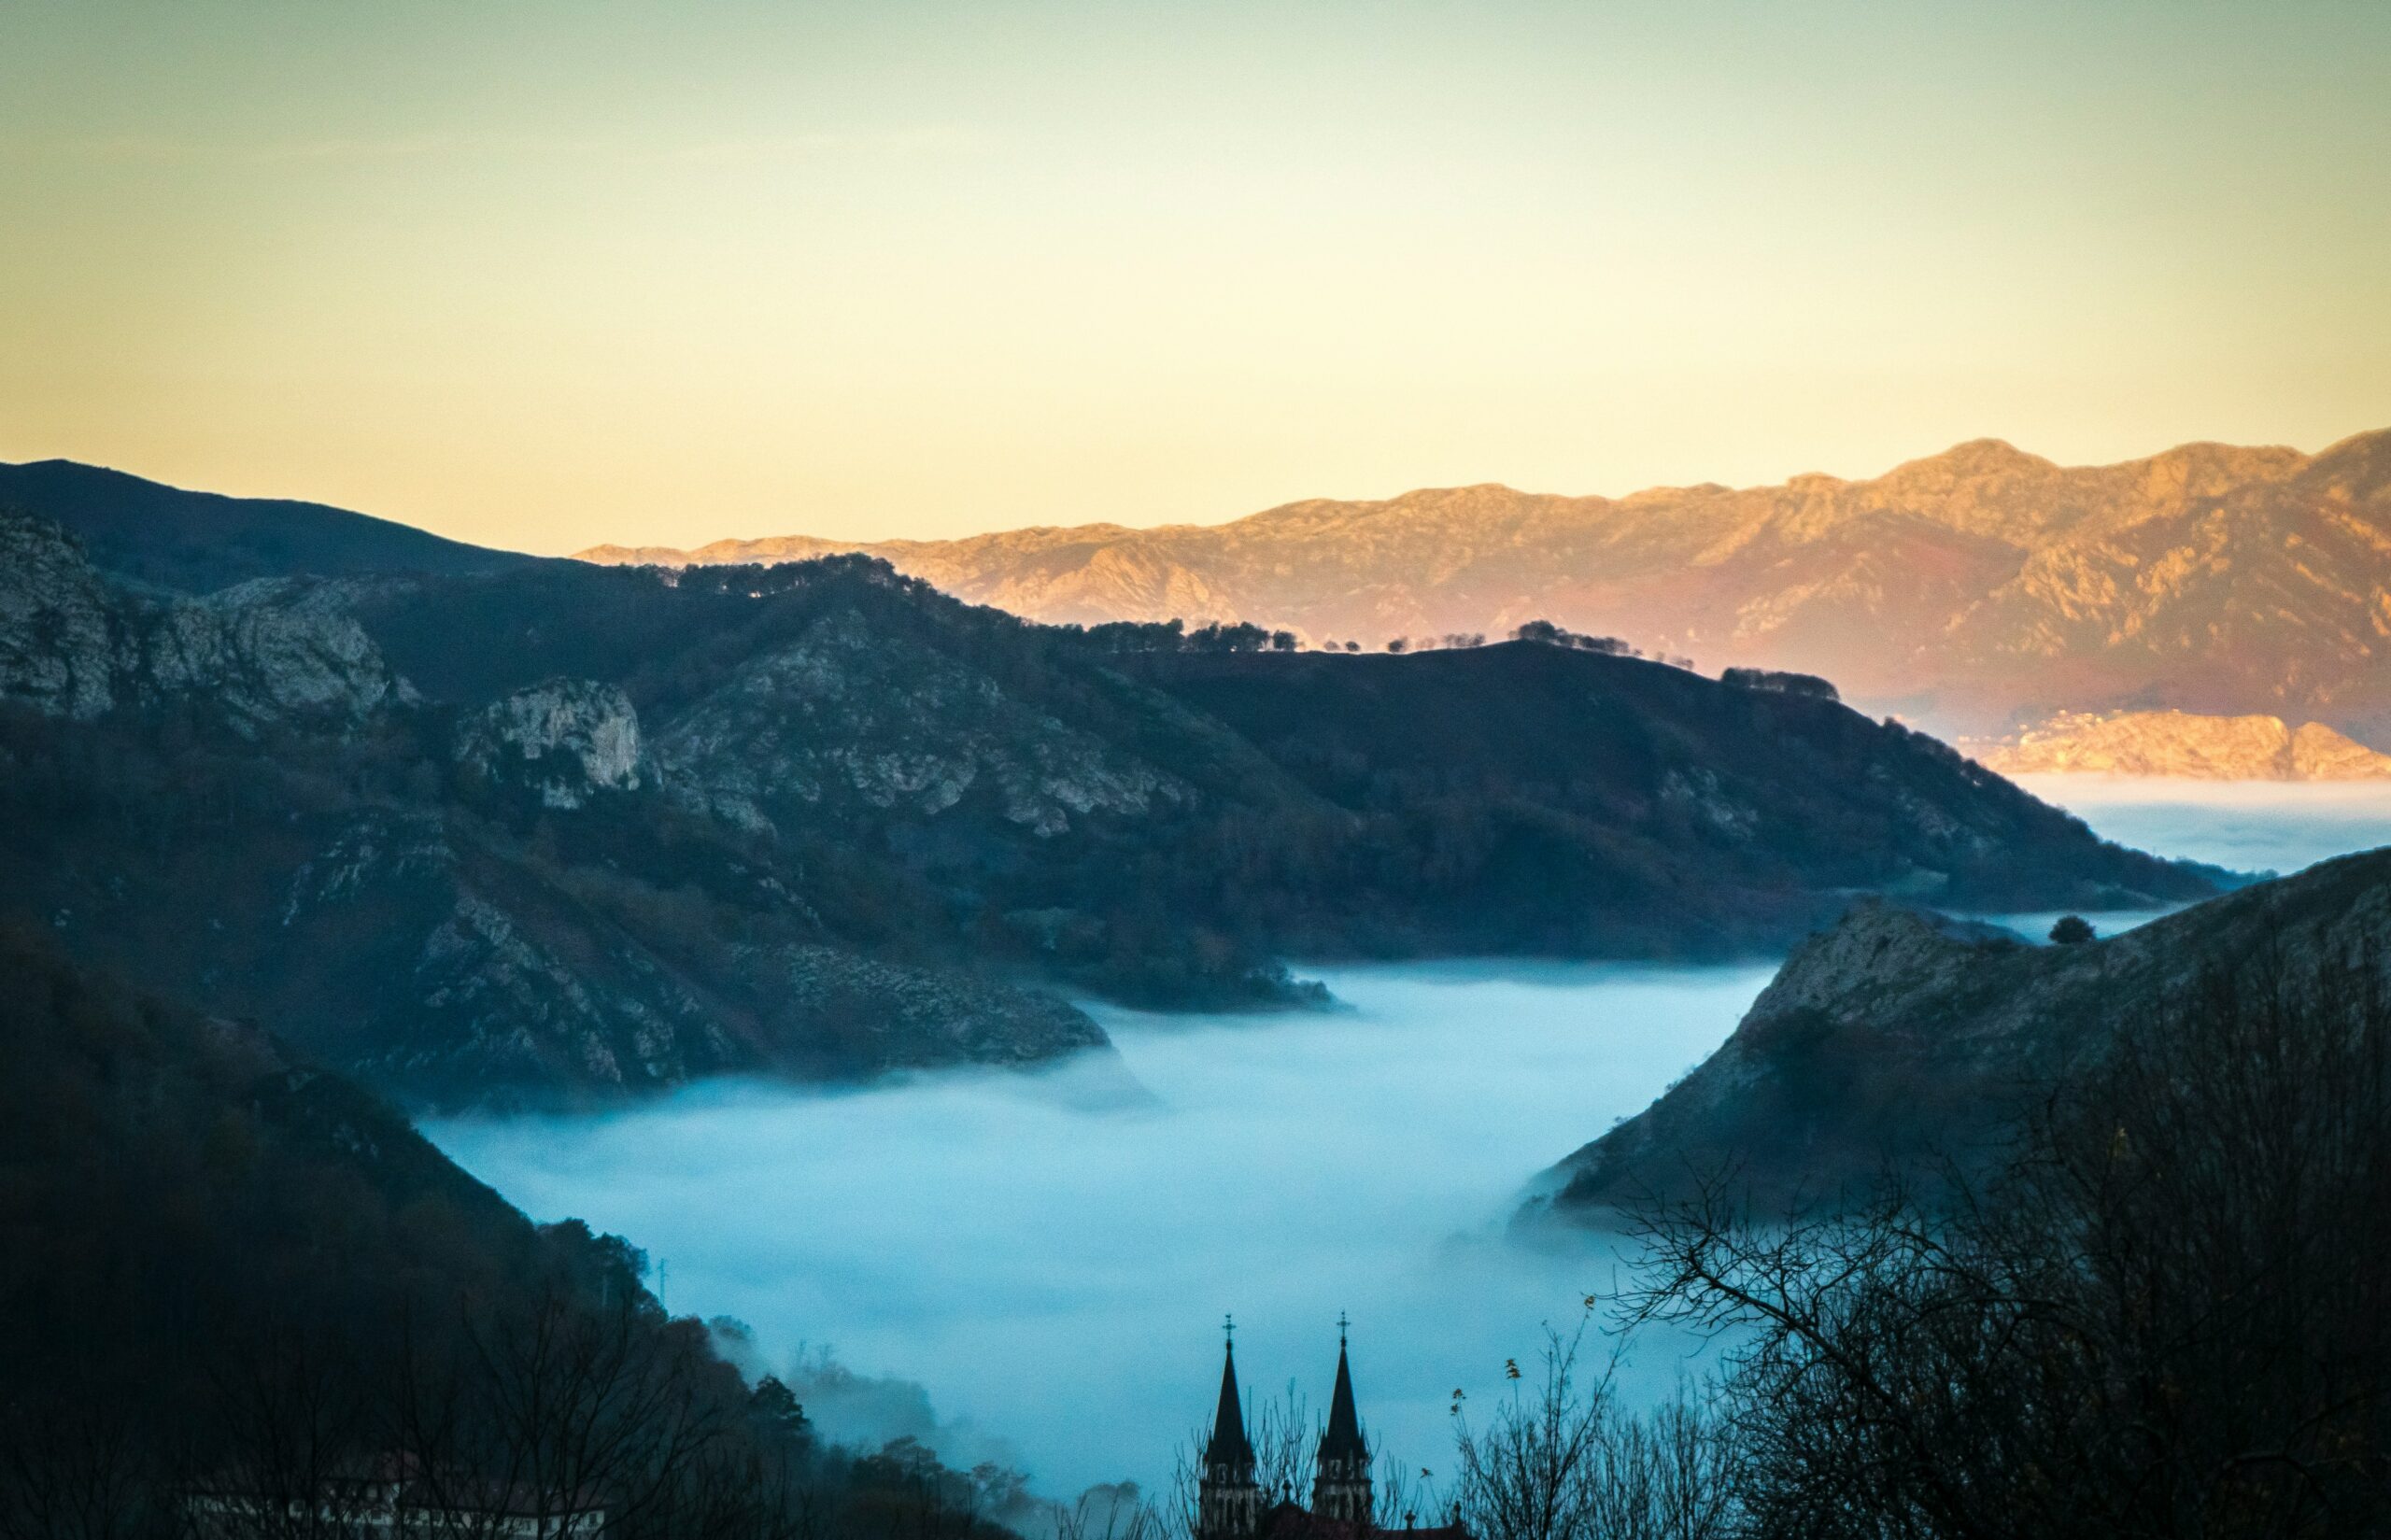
[4, 1, 2387, 554]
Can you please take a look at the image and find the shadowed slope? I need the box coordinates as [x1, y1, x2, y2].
[1530, 845, 2391, 1221]
[0, 459, 543, 593]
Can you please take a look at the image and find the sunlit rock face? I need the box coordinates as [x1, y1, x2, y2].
[2290, 722, 2391, 780]
[1978, 710, 2391, 780]
[455, 678, 654, 808]
[581, 428, 2391, 742]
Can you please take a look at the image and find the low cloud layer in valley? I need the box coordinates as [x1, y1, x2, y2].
[2012, 777, 2391, 879]
[430, 964, 1774, 1498]
[425, 786, 2391, 1505]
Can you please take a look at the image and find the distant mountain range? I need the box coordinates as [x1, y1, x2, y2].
[1527, 845, 2391, 1222]
[0, 476, 2215, 1108]
[577, 430, 2391, 744]
[1975, 710, 2391, 780]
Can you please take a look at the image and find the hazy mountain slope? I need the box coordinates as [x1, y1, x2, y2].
[1528, 847, 2391, 1221]
[0, 458, 542, 593]
[583, 430, 2391, 742]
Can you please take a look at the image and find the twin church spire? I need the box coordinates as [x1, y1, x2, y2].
[1196, 1316, 1374, 1540]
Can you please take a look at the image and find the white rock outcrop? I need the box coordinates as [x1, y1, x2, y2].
[454, 679, 655, 808]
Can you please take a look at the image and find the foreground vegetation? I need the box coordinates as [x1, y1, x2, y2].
[0, 932, 1030, 1540]
[1450, 944, 2391, 1539]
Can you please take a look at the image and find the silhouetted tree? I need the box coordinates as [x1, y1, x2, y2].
[1450, 1318, 1733, 1540]
[1627, 943, 2391, 1538]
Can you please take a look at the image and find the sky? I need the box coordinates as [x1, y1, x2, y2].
[4, 0, 2388, 555]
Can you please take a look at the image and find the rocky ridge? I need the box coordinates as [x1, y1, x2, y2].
[0, 513, 408, 731]
[653, 604, 1185, 839]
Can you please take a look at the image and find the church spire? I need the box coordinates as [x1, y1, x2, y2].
[1321, 1321, 1366, 1466]
[1206, 1322, 1255, 1468]
[1196, 1318, 1265, 1540]
[1313, 1314, 1373, 1525]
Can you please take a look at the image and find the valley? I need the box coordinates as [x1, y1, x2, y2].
[424, 785, 2391, 1505]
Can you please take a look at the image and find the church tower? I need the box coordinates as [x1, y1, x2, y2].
[1196, 1323, 1266, 1540]
[1311, 1318, 1373, 1528]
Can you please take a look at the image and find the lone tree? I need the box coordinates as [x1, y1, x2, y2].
[2048, 914, 2096, 945]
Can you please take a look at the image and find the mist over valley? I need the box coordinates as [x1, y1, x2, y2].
[426, 786, 2391, 1505]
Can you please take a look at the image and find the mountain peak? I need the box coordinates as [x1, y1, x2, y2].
[1900, 438, 2057, 480]
[2302, 426, 2391, 502]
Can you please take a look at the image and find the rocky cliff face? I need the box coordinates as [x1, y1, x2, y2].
[655, 605, 1185, 840]
[0, 512, 119, 719]
[254, 803, 1108, 1106]
[1529, 847, 2391, 1222]
[140, 578, 414, 733]
[455, 678, 657, 808]
[580, 429, 2391, 743]
[0, 516, 1118, 1108]
[0, 512, 407, 733]
[1976, 710, 2391, 780]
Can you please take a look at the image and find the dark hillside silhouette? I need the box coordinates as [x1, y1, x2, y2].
[0, 459, 544, 593]
[0, 931, 1029, 1540]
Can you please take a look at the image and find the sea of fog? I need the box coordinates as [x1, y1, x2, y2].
[431, 965, 1771, 1500]
[427, 782, 2391, 1504]
[2011, 775, 2391, 879]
